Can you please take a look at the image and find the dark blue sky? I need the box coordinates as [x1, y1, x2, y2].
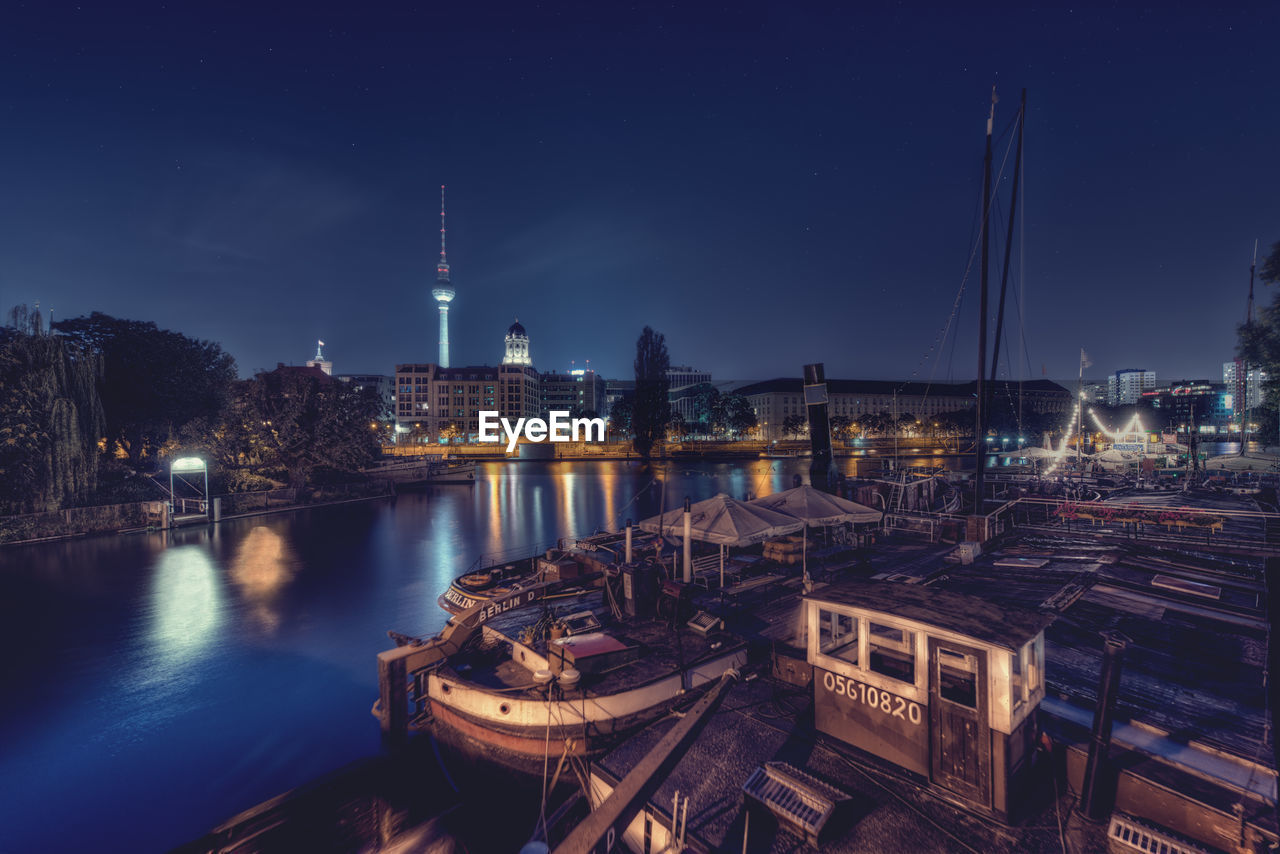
[2, 2, 1276, 384]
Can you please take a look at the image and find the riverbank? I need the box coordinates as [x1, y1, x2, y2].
[0, 480, 399, 547]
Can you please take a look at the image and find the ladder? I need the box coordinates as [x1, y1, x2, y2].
[889, 479, 906, 513]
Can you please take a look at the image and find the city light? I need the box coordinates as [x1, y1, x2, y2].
[171, 456, 206, 473]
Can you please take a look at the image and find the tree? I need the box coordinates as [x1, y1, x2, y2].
[782, 414, 808, 439]
[667, 412, 688, 441]
[0, 306, 104, 513]
[608, 394, 635, 439]
[1239, 239, 1280, 426]
[438, 421, 463, 444]
[721, 395, 757, 437]
[632, 327, 670, 460]
[686, 382, 721, 433]
[239, 368, 381, 488]
[53, 312, 237, 468]
[830, 415, 852, 441]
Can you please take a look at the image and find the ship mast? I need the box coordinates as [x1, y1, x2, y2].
[973, 87, 996, 513]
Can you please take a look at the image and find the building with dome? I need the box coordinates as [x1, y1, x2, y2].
[503, 318, 532, 366]
[394, 318, 539, 443]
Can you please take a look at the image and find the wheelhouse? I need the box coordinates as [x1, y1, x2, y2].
[806, 580, 1052, 819]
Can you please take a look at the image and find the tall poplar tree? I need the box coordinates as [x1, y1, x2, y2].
[632, 327, 670, 461]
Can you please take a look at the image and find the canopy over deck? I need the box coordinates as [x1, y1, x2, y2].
[999, 446, 1057, 461]
[748, 484, 882, 525]
[637, 493, 804, 547]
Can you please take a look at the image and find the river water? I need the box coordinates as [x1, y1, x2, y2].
[0, 458, 837, 854]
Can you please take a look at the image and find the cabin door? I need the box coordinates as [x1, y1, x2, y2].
[928, 638, 990, 806]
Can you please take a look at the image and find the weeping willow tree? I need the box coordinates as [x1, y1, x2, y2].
[0, 305, 104, 513]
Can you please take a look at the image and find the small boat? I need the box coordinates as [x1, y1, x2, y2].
[760, 448, 799, 459]
[438, 559, 588, 613]
[363, 455, 476, 486]
[438, 530, 640, 614]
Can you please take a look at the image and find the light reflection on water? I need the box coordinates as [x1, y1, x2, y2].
[0, 457, 906, 853]
[147, 545, 224, 672]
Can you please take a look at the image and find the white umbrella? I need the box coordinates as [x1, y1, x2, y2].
[747, 484, 882, 525]
[749, 485, 882, 589]
[637, 493, 804, 546]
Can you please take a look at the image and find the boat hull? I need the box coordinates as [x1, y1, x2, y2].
[419, 647, 748, 774]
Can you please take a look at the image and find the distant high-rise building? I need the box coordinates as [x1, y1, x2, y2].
[1107, 369, 1156, 406]
[431, 186, 455, 368]
[1081, 381, 1108, 404]
[306, 340, 333, 376]
[541, 367, 605, 417]
[1223, 360, 1268, 410]
[503, 319, 532, 366]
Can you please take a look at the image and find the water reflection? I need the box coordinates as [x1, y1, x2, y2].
[229, 526, 296, 633]
[147, 545, 224, 673]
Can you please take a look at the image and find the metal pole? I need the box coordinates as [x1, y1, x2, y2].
[974, 87, 996, 514]
[625, 519, 633, 564]
[682, 497, 692, 584]
[1078, 631, 1129, 822]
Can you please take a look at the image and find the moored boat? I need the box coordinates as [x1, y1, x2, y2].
[437, 530, 637, 614]
[379, 570, 748, 773]
[363, 454, 476, 486]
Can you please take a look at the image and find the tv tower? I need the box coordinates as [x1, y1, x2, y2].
[432, 185, 455, 367]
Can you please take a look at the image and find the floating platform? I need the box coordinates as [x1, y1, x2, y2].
[583, 524, 1276, 853]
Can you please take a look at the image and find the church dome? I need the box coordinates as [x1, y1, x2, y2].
[507, 319, 527, 338]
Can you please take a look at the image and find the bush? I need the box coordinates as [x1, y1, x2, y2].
[219, 470, 281, 493]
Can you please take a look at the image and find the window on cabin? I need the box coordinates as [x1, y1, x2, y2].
[868, 622, 915, 684]
[1028, 636, 1042, 694]
[938, 647, 978, 707]
[1011, 646, 1025, 709]
[817, 609, 858, 664]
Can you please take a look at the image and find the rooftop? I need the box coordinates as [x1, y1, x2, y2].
[807, 579, 1054, 651]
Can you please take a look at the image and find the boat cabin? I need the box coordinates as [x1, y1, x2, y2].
[805, 580, 1053, 819]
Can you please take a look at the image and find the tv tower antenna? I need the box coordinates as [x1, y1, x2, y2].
[432, 184, 456, 367]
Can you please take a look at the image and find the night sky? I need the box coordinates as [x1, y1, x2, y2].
[2, 2, 1276, 385]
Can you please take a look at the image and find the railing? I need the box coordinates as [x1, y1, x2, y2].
[170, 497, 207, 516]
[879, 494, 1280, 552]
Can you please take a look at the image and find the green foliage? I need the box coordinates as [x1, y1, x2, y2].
[80, 462, 167, 506]
[171, 369, 381, 488]
[782, 413, 808, 438]
[53, 312, 237, 468]
[608, 393, 634, 438]
[0, 306, 104, 513]
[240, 368, 382, 488]
[721, 394, 757, 436]
[219, 469, 280, 493]
[632, 327, 670, 459]
[682, 383, 756, 437]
